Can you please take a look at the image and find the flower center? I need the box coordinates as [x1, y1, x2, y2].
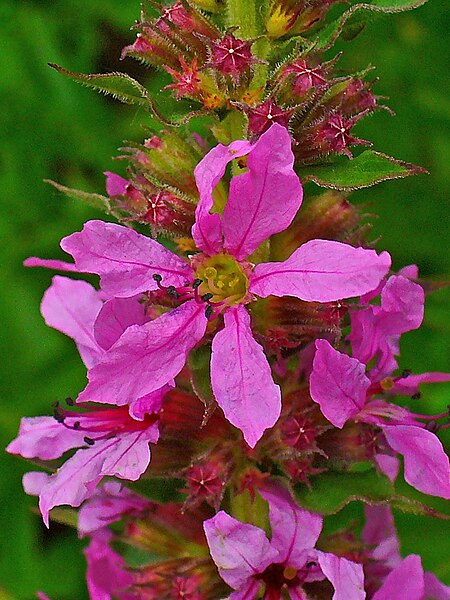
[195, 253, 249, 306]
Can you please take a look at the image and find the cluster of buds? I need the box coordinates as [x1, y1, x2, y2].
[7, 1, 450, 599]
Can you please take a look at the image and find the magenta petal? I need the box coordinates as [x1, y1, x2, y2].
[380, 275, 424, 333]
[6, 416, 85, 460]
[222, 124, 303, 260]
[375, 453, 400, 484]
[78, 300, 207, 407]
[229, 581, 260, 600]
[104, 171, 129, 196]
[39, 430, 154, 527]
[372, 555, 424, 600]
[259, 483, 322, 566]
[203, 511, 277, 590]
[391, 371, 450, 396]
[60, 220, 193, 297]
[192, 139, 252, 255]
[128, 384, 172, 421]
[24, 256, 79, 272]
[85, 529, 134, 600]
[78, 481, 150, 537]
[41, 276, 104, 368]
[382, 425, 450, 499]
[310, 340, 370, 428]
[23, 472, 50, 496]
[316, 552, 366, 600]
[94, 295, 149, 351]
[362, 505, 400, 567]
[211, 305, 281, 448]
[249, 240, 391, 302]
[423, 572, 450, 600]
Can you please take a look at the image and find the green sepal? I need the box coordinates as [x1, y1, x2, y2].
[128, 476, 185, 503]
[316, 0, 429, 50]
[49, 64, 150, 106]
[45, 179, 117, 216]
[299, 151, 427, 191]
[49, 64, 208, 127]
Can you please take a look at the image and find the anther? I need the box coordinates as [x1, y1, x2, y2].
[65, 397, 75, 406]
[205, 304, 213, 319]
[73, 421, 81, 430]
[193, 278, 203, 289]
[201, 293, 214, 302]
[306, 561, 317, 569]
[401, 369, 412, 378]
[84, 436, 95, 446]
[167, 285, 180, 299]
[152, 273, 163, 282]
[411, 392, 422, 400]
[425, 420, 439, 433]
[52, 401, 60, 408]
[53, 408, 65, 423]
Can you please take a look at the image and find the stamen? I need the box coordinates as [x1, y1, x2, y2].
[84, 436, 95, 446]
[201, 293, 213, 302]
[65, 397, 75, 406]
[401, 369, 412, 378]
[192, 278, 203, 289]
[205, 304, 213, 319]
[411, 392, 421, 400]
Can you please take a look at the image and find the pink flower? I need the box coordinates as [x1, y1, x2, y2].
[363, 506, 450, 599]
[309, 276, 450, 498]
[8, 404, 160, 526]
[204, 482, 365, 599]
[25, 124, 390, 448]
[7, 275, 165, 525]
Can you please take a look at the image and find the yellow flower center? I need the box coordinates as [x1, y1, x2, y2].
[196, 253, 249, 306]
[380, 377, 394, 391]
[283, 566, 298, 581]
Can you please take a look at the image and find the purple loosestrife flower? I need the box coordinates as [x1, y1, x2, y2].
[26, 124, 391, 447]
[204, 482, 365, 599]
[9, 405, 160, 527]
[309, 275, 450, 498]
[363, 506, 450, 599]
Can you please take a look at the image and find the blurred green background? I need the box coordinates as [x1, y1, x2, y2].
[0, 1, 448, 597]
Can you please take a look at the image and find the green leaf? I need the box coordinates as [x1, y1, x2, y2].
[45, 179, 115, 215]
[294, 468, 450, 518]
[317, 0, 429, 49]
[294, 469, 394, 515]
[299, 151, 427, 190]
[128, 477, 185, 503]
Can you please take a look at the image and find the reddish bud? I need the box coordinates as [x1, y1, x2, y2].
[295, 111, 371, 161]
[183, 457, 229, 509]
[247, 99, 294, 138]
[172, 575, 204, 600]
[209, 33, 257, 80]
[164, 56, 202, 100]
[280, 416, 316, 451]
[236, 467, 270, 502]
[281, 59, 327, 98]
